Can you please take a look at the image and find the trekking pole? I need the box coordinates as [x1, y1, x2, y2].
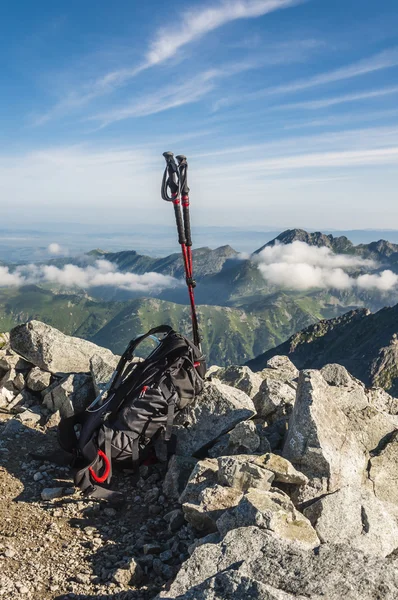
[161, 151, 186, 247]
[176, 155, 193, 276]
[162, 152, 201, 351]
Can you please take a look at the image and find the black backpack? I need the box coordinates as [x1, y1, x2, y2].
[58, 325, 205, 501]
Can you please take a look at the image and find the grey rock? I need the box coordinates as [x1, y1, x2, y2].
[253, 378, 296, 421]
[43, 373, 95, 418]
[173, 381, 256, 457]
[262, 356, 299, 380]
[45, 410, 61, 428]
[179, 459, 219, 505]
[187, 533, 220, 556]
[90, 353, 119, 396]
[13, 372, 25, 391]
[304, 485, 398, 557]
[369, 430, 398, 505]
[208, 420, 261, 458]
[253, 453, 308, 485]
[216, 488, 319, 549]
[164, 509, 185, 533]
[213, 365, 263, 399]
[112, 558, 143, 587]
[10, 320, 117, 374]
[26, 367, 52, 392]
[320, 363, 359, 387]
[41, 487, 64, 501]
[158, 535, 398, 599]
[0, 387, 15, 408]
[18, 406, 42, 424]
[217, 455, 275, 492]
[183, 484, 243, 533]
[0, 367, 18, 392]
[163, 562, 300, 599]
[283, 369, 398, 501]
[0, 348, 32, 371]
[367, 387, 398, 416]
[163, 455, 198, 500]
[8, 388, 36, 411]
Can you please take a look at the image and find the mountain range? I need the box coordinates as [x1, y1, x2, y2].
[1, 228, 398, 368]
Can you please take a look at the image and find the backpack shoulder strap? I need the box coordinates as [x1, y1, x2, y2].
[124, 325, 173, 360]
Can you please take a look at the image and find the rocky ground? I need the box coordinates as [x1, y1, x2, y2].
[1, 321, 398, 599]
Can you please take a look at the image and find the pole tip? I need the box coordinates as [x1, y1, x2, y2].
[163, 151, 174, 160]
[176, 155, 187, 164]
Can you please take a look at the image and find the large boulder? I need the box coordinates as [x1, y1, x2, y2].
[252, 356, 298, 422]
[262, 356, 299, 381]
[208, 420, 264, 458]
[173, 381, 256, 457]
[217, 455, 275, 492]
[179, 459, 219, 505]
[42, 374, 95, 418]
[10, 320, 118, 374]
[157, 526, 398, 599]
[162, 455, 198, 501]
[216, 488, 319, 550]
[253, 378, 297, 421]
[90, 353, 120, 396]
[303, 485, 398, 557]
[283, 368, 398, 501]
[183, 484, 243, 533]
[213, 366, 263, 399]
[26, 367, 52, 392]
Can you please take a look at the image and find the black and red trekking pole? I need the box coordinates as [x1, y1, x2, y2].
[161, 151, 201, 351]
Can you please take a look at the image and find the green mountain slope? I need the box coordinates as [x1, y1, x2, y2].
[247, 304, 398, 396]
[0, 286, 345, 367]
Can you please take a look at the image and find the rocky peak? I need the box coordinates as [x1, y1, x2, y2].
[1, 320, 398, 599]
[254, 228, 354, 254]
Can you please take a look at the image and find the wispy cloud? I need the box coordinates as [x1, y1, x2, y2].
[277, 85, 398, 110]
[90, 61, 257, 127]
[144, 0, 303, 66]
[283, 108, 398, 130]
[266, 46, 398, 95]
[36, 0, 302, 125]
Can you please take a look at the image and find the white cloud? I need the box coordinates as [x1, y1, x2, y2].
[48, 243, 63, 255]
[145, 0, 302, 66]
[254, 241, 398, 291]
[265, 46, 398, 96]
[278, 85, 398, 110]
[0, 259, 182, 293]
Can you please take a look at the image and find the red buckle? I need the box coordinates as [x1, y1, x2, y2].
[89, 449, 111, 484]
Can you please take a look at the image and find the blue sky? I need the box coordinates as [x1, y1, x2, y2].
[2, 0, 398, 231]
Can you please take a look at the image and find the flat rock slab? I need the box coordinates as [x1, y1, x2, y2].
[304, 485, 398, 558]
[173, 381, 256, 457]
[157, 526, 398, 600]
[216, 488, 319, 550]
[10, 320, 118, 374]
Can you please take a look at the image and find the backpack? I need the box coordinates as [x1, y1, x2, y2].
[57, 325, 206, 501]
